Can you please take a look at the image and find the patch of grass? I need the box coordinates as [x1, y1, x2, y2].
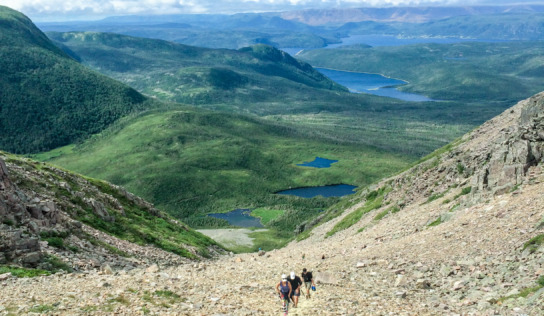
[326, 185, 391, 237]
[111, 294, 130, 305]
[523, 234, 544, 254]
[81, 305, 98, 312]
[449, 203, 461, 212]
[356, 226, 366, 233]
[427, 217, 444, 227]
[44, 255, 73, 273]
[2, 219, 14, 226]
[453, 186, 472, 200]
[373, 209, 389, 221]
[251, 208, 285, 226]
[456, 163, 465, 175]
[497, 276, 544, 303]
[43, 237, 65, 249]
[422, 191, 447, 205]
[29, 304, 55, 313]
[0, 266, 50, 278]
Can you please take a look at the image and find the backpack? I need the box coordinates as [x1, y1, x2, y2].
[303, 271, 313, 282]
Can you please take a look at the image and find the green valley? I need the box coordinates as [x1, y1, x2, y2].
[38, 108, 410, 235]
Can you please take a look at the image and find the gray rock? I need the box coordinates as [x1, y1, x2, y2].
[0, 272, 11, 281]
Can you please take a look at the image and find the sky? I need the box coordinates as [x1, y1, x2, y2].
[0, 0, 540, 21]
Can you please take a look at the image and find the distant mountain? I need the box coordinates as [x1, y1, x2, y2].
[46, 31, 347, 112]
[0, 6, 155, 154]
[279, 5, 544, 25]
[38, 13, 335, 49]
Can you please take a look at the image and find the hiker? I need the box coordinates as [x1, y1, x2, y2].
[276, 274, 292, 314]
[288, 271, 303, 308]
[301, 268, 315, 298]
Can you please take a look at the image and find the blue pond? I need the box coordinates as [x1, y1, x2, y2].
[315, 68, 433, 102]
[276, 184, 357, 198]
[297, 157, 338, 168]
[208, 209, 263, 228]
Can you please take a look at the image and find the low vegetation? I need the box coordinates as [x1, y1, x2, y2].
[0, 266, 50, 278]
[326, 185, 391, 237]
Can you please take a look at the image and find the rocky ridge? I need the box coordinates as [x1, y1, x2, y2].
[1, 93, 544, 314]
[0, 151, 220, 273]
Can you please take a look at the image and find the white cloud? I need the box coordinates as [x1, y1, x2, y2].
[0, 0, 530, 21]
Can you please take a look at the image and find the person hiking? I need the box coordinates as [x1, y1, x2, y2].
[276, 274, 292, 315]
[288, 271, 302, 308]
[301, 268, 315, 298]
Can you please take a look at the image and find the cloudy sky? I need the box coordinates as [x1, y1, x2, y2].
[0, 0, 538, 21]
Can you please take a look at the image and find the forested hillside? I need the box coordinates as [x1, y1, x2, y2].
[0, 6, 155, 154]
[46, 31, 346, 110]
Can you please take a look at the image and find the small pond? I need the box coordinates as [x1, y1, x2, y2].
[208, 209, 263, 228]
[297, 157, 338, 168]
[276, 184, 357, 198]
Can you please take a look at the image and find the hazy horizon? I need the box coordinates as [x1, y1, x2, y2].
[1, 0, 544, 22]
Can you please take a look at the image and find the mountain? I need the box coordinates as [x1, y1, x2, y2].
[279, 5, 544, 25]
[2, 90, 543, 315]
[0, 6, 155, 154]
[38, 13, 336, 49]
[0, 151, 220, 272]
[45, 31, 347, 111]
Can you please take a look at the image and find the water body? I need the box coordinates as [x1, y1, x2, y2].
[325, 34, 487, 48]
[316, 68, 433, 102]
[208, 209, 263, 228]
[276, 184, 357, 198]
[281, 34, 502, 55]
[297, 157, 338, 168]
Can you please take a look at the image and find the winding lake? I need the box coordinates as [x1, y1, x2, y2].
[316, 68, 433, 102]
[276, 184, 357, 198]
[208, 209, 263, 228]
[297, 157, 338, 168]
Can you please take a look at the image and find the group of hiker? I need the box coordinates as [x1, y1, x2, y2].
[276, 268, 315, 314]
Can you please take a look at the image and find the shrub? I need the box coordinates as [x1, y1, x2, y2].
[523, 234, 544, 254]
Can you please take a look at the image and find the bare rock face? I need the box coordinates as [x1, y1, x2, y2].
[471, 93, 544, 197]
[0, 159, 43, 267]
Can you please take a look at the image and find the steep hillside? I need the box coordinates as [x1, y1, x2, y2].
[1, 94, 542, 316]
[0, 6, 155, 154]
[46, 31, 347, 111]
[0, 151, 220, 273]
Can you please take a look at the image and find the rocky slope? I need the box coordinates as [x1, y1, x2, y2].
[0, 151, 221, 273]
[1, 93, 544, 314]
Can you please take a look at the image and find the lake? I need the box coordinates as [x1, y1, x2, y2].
[276, 184, 357, 198]
[297, 157, 338, 168]
[208, 209, 263, 228]
[324, 34, 491, 48]
[316, 68, 433, 102]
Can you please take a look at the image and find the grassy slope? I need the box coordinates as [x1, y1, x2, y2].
[39, 108, 410, 229]
[0, 6, 155, 154]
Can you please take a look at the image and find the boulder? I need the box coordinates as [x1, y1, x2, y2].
[314, 271, 339, 285]
[146, 264, 159, 273]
